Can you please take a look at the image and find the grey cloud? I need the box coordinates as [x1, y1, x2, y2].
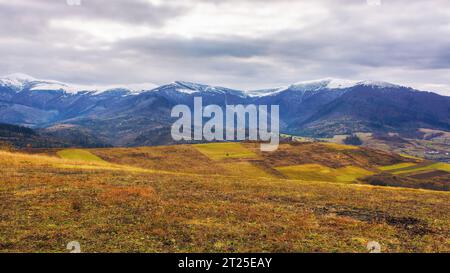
[116, 36, 269, 58]
[0, 0, 184, 36]
[0, 0, 449, 95]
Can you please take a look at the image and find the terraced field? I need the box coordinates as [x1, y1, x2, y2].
[74, 143, 450, 188]
[378, 163, 418, 171]
[322, 142, 360, 151]
[0, 142, 449, 252]
[392, 162, 450, 175]
[275, 164, 373, 183]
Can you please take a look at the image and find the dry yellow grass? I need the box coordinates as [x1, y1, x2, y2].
[0, 150, 178, 175]
[91, 146, 231, 176]
[0, 143, 449, 253]
[399, 154, 423, 161]
[218, 162, 274, 178]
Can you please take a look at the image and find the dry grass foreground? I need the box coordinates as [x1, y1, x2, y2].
[0, 143, 449, 253]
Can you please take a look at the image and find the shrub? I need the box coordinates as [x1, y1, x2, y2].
[344, 134, 363, 146]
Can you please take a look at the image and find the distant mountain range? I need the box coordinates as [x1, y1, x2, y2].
[1, 73, 449, 147]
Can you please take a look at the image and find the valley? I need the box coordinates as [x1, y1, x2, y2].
[1, 75, 450, 150]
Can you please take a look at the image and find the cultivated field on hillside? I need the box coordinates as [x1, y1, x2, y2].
[327, 130, 450, 163]
[0, 142, 449, 252]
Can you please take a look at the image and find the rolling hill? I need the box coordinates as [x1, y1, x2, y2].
[0, 142, 448, 252]
[0, 123, 110, 148]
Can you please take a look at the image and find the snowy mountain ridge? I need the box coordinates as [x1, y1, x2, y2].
[0, 73, 409, 98]
[0, 73, 157, 95]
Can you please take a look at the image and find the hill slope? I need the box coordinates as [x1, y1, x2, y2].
[0, 142, 448, 252]
[0, 123, 110, 148]
[293, 86, 450, 137]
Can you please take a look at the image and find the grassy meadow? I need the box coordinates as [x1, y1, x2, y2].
[0, 142, 449, 253]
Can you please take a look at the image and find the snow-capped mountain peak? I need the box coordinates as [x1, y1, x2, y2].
[0, 73, 156, 95]
[152, 81, 248, 97]
[245, 78, 406, 97]
[357, 80, 401, 89]
[4, 73, 37, 81]
[291, 78, 360, 90]
[0, 73, 38, 90]
[245, 78, 356, 97]
[290, 78, 403, 90]
[0, 73, 408, 99]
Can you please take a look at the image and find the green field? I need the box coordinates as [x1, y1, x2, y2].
[276, 164, 373, 183]
[393, 162, 450, 175]
[322, 142, 360, 150]
[194, 142, 258, 160]
[57, 149, 107, 163]
[378, 163, 418, 171]
[335, 166, 375, 182]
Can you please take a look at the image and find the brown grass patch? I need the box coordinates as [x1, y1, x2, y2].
[99, 186, 157, 203]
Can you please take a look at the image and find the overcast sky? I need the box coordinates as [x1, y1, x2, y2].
[0, 0, 449, 95]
